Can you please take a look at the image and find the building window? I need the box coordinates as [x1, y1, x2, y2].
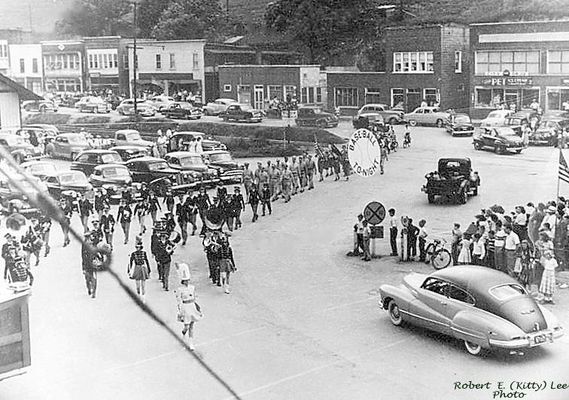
[0, 44, 7, 58]
[223, 84, 231, 92]
[19, 58, 24, 73]
[475, 51, 539, 75]
[123, 54, 129, 69]
[335, 87, 358, 107]
[394, 51, 433, 73]
[192, 52, 199, 69]
[88, 54, 93, 69]
[424, 88, 438, 105]
[103, 54, 108, 69]
[284, 85, 296, 102]
[547, 88, 569, 110]
[113, 53, 118, 68]
[455, 51, 462, 73]
[135, 55, 138, 70]
[301, 87, 308, 103]
[316, 87, 322, 103]
[32, 58, 38, 73]
[155, 54, 161, 69]
[391, 88, 405, 108]
[548, 50, 569, 74]
[365, 88, 381, 104]
[169, 53, 176, 69]
[268, 85, 283, 101]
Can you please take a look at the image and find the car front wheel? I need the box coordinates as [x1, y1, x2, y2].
[409, 120, 417, 127]
[464, 340, 483, 356]
[388, 301, 403, 326]
[473, 141, 482, 150]
[495, 145, 505, 155]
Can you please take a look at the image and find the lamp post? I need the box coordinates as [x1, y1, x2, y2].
[132, 0, 140, 116]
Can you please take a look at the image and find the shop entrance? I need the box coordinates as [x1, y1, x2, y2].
[406, 88, 421, 111]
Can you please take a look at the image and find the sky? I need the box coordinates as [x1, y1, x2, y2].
[0, 0, 74, 33]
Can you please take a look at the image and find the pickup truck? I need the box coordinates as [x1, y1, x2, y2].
[422, 158, 480, 204]
[111, 129, 154, 150]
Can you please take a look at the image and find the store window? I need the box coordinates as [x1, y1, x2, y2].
[476, 51, 539, 75]
[391, 88, 405, 109]
[335, 87, 358, 107]
[547, 88, 569, 111]
[475, 87, 540, 109]
[284, 85, 297, 102]
[268, 85, 283, 101]
[455, 51, 462, 73]
[548, 50, 569, 74]
[424, 88, 438, 105]
[393, 51, 433, 73]
[365, 88, 381, 104]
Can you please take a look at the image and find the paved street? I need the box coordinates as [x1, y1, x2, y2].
[1, 125, 568, 400]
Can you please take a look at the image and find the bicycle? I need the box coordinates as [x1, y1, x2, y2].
[425, 238, 452, 269]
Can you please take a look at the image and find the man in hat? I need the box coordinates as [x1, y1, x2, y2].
[59, 197, 73, 247]
[176, 195, 189, 245]
[242, 163, 254, 202]
[281, 164, 293, 203]
[100, 206, 116, 251]
[78, 193, 93, 232]
[290, 156, 300, 195]
[269, 164, 281, 201]
[184, 191, 199, 236]
[155, 233, 173, 291]
[196, 186, 211, 237]
[230, 187, 245, 230]
[261, 182, 272, 216]
[81, 231, 97, 298]
[253, 162, 263, 191]
[94, 189, 109, 219]
[39, 214, 52, 257]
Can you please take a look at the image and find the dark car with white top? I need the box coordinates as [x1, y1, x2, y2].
[473, 127, 525, 154]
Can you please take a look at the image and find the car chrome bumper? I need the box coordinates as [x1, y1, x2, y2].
[488, 328, 563, 349]
[505, 146, 524, 153]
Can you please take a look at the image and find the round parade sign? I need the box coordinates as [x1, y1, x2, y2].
[363, 201, 386, 225]
[347, 129, 381, 178]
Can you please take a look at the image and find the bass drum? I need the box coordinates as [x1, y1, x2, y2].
[169, 230, 182, 244]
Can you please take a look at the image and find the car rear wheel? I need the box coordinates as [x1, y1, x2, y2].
[388, 301, 403, 326]
[436, 119, 443, 128]
[464, 340, 483, 356]
[70, 152, 77, 161]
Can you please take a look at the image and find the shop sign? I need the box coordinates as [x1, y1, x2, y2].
[481, 77, 533, 86]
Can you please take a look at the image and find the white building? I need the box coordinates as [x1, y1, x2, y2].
[8, 44, 43, 95]
[126, 39, 206, 99]
[0, 40, 9, 76]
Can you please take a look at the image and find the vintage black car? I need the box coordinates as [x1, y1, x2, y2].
[125, 156, 195, 196]
[445, 113, 475, 136]
[0, 174, 48, 218]
[219, 104, 263, 123]
[530, 116, 569, 146]
[161, 102, 202, 120]
[167, 132, 226, 153]
[163, 151, 219, 187]
[109, 145, 149, 162]
[422, 158, 480, 204]
[473, 127, 525, 154]
[0, 133, 43, 164]
[352, 113, 385, 130]
[202, 150, 244, 184]
[44, 170, 94, 200]
[88, 164, 134, 203]
[295, 106, 339, 128]
[70, 149, 124, 176]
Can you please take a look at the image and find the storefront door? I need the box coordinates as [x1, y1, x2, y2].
[407, 88, 421, 112]
[391, 88, 405, 110]
[504, 90, 519, 109]
[237, 85, 251, 105]
[254, 85, 264, 109]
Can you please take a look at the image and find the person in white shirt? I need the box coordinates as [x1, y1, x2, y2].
[195, 137, 204, 153]
[388, 208, 398, 256]
[362, 220, 371, 262]
[472, 233, 486, 265]
[540, 206, 557, 237]
[504, 224, 520, 276]
[418, 219, 428, 262]
[353, 214, 365, 256]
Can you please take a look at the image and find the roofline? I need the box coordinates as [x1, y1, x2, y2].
[471, 19, 569, 26]
[385, 23, 467, 30]
[123, 39, 206, 44]
[40, 40, 84, 45]
[0, 74, 42, 101]
[218, 64, 320, 68]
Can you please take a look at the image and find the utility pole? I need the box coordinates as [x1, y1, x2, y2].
[133, 0, 138, 116]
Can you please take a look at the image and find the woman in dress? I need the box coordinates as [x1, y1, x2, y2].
[128, 242, 151, 303]
[175, 264, 203, 351]
[218, 234, 236, 294]
[517, 239, 534, 290]
[534, 231, 554, 289]
[134, 199, 148, 235]
[457, 233, 472, 265]
[513, 206, 528, 240]
[539, 250, 557, 304]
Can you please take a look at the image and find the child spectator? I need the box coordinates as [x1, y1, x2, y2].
[418, 219, 428, 262]
[457, 233, 472, 265]
[517, 240, 534, 291]
[471, 233, 486, 265]
[361, 220, 371, 262]
[486, 230, 496, 269]
[539, 251, 557, 303]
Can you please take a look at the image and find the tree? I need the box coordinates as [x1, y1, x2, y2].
[56, 0, 132, 37]
[151, 0, 228, 40]
[136, 0, 173, 38]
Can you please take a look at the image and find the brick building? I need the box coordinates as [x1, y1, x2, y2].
[217, 65, 326, 109]
[84, 36, 125, 93]
[470, 20, 569, 119]
[41, 40, 86, 93]
[326, 24, 470, 115]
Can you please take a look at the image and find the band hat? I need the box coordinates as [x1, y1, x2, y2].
[547, 206, 557, 213]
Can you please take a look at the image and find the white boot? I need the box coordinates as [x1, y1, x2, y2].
[188, 336, 195, 351]
[224, 284, 230, 294]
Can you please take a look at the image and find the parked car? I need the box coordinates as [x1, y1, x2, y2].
[22, 124, 60, 137]
[109, 145, 148, 162]
[74, 96, 110, 113]
[161, 102, 203, 120]
[116, 99, 156, 116]
[20, 160, 57, 180]
[45, 133, 91, 160]
[352, 113, 385, 130]
[473, 127, 525, 154]
[403, 107, 450, 127]
[148, 95, 175, 111]
[88, 164, 134, 203]
[379, 265, 564, 356]
[0, 174, 48, 218]
[112, 129, 154, 150]
[530, 117, 569, 146]
[125, 156, 194, 196]
[164, 151, 219, 186]
[44, 170, 94, 200]
[15, 126, 57, 147]
[295, 106, 339, 128]
[355, 103, 404, 125]
[479, 109, 514, 128]
[445, 113, 475, 136]
[0, 132, 43, 163]
[421, 158, 480, 204]
[21, 100, 58, 113]
[219, 104, 263, 123]
[167, 132, 226, 153]
[202, 98, 237, 116]
[202, 150, 244, 184]
[70, 149, 123, 176]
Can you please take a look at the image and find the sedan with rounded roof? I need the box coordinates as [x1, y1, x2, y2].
[89, 164, 133, 203]
[379, 266, 563, 356]
[45, 133, 91, 160]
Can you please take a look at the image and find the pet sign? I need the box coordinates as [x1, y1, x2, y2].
[347, 129, 381, 177]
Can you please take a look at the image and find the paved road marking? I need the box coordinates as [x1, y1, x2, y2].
[222, 338, 408, 400]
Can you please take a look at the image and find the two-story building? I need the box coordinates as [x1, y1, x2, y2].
[41, 40, 85, 93]
[7, 44, 43, 94]
[84, 36, 125, 94]
[470, 20, 569, 119]
[326, 24, 470, 114]
[217, 65, 326, 109]
[126, 39, 206, 100]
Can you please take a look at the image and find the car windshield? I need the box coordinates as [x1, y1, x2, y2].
[126, 132, 142, 140]
[28, 163, 56, 175]
[489, 284, 526, 301]
[102, 166, 130, 178]
[454, 115, 471, 123]
[180, 156, 204, 167]
[59, 172, 88, 185]
[101, 153, 123, 163]
[148, 161, 169, 171]
[495, 127, 518, 137]
[487, 111, 504, 119]
[68, 135, 88, 145]
[311, 108, 324, 114]
[210, 153, 232, 162]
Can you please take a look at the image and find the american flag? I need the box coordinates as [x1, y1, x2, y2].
[560, 151, 569, 184]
